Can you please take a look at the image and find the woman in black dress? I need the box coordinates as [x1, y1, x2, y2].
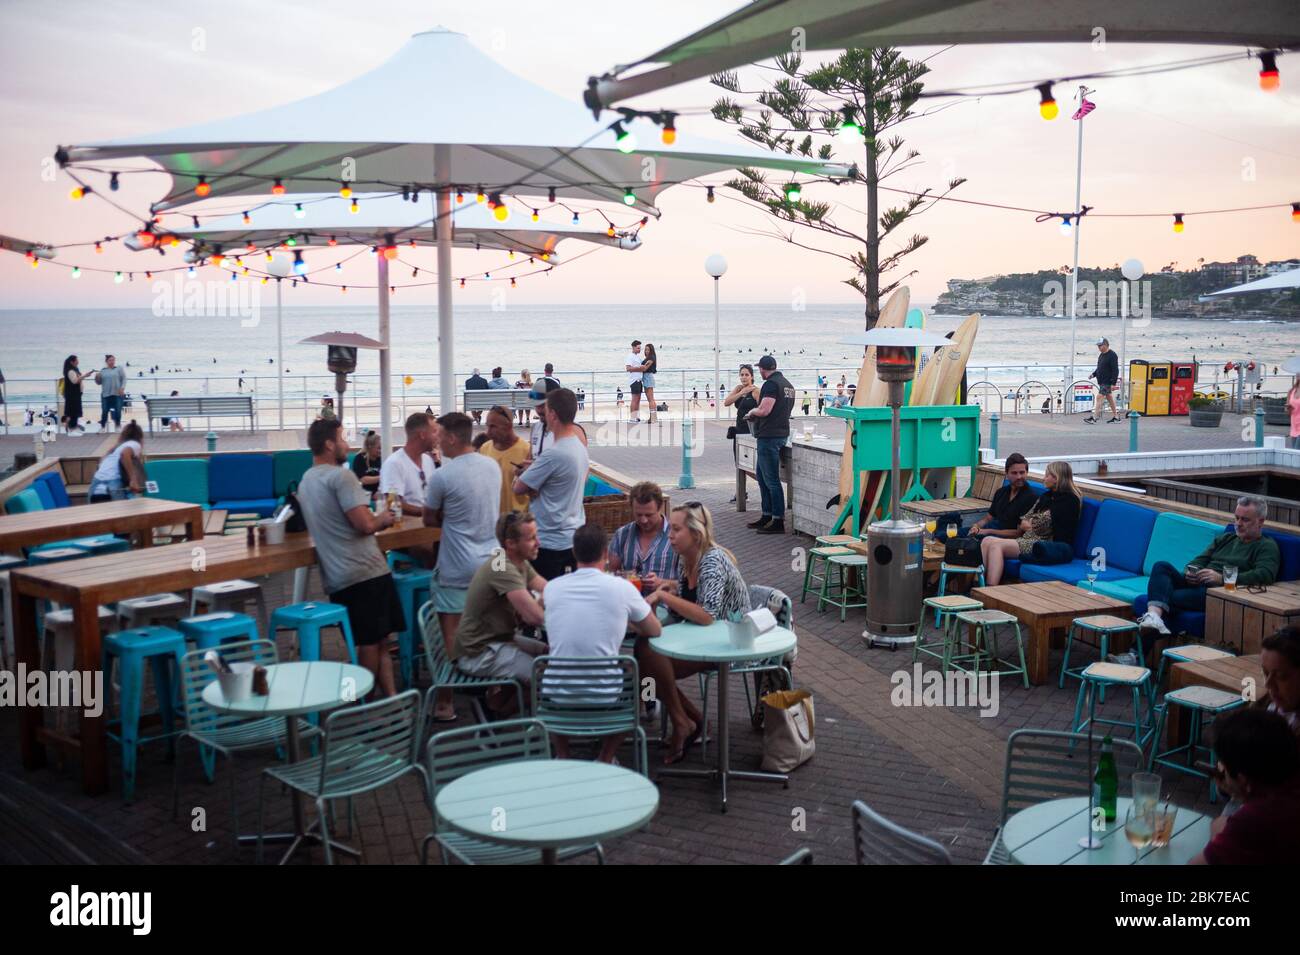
[60, 355, 86, 433]
[642, 343, 659, 423]
[350, 430, 383, 500]
[723, 363, 760, 500]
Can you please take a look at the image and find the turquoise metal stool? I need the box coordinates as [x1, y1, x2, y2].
[819, 553, 869, 621]
[102, 626, 188, 802]
[918, 595, 982, 671]
[1070, 661, 1156, 751]
[1059, 614, 1145, 705]
[271, 601, 358, 665]
[177, 611, 260, 652]
[936, 562, 985, 610]
[952, 608, 1029, 686]
[1154, 643, 1235, 692]
[800, 545, 853, 604]
[392, 569, 431, 688]
[1148, 685, 1244, 802]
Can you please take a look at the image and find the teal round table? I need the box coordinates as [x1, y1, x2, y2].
[651, 621, 798, 812]
[435, 759, 659, 864]
[1002, 796, 1211, 865]
[203, 661, 373, 864]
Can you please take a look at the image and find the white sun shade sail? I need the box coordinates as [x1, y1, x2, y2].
[61, 27, 849, 215]
[1205, 267, 1300, 296]
[585, 0, 1300, 108]
[169, 193, 643, 257]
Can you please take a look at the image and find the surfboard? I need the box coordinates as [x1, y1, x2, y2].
[831, 288, 910, 525]
[884, 313, 981, 514]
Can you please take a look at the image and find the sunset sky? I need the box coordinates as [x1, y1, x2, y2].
[2, 0, 1296, 311]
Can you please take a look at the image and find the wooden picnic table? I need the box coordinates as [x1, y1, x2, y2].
[1167, 653, 1265, 745]
[11, 522, 439, 796]
[0, 497, 204, 553]
[970, 581, 1133, 685]
[898, 497, 991, 520]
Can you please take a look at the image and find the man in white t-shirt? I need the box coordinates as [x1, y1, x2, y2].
[542, 522, 661, 763]
[380, 412, 440, 515]
[624, 340, 648, 423]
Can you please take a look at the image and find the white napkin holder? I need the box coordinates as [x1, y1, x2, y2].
[728, 608, 777, 648]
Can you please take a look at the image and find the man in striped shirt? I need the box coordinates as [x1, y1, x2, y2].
[606, 481, 680, 588]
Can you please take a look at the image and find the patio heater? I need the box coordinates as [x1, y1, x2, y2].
[841, 328, 952, 649]
[300, 331, 385, 434]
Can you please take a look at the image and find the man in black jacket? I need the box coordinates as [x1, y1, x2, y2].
[465, 368, 489, 423]
[1084, 338, 1120, 423]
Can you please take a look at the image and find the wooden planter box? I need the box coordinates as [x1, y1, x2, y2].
[1205, 581, 1300, 655]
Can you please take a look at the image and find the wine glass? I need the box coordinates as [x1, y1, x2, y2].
[946, 523, 958, 540]
[925, 519, 937, 539]
[1124, 804, 1154, 863]
[1085, 571, 1098, 590]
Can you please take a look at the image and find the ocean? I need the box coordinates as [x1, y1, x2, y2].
[2, 304, 1297, 408]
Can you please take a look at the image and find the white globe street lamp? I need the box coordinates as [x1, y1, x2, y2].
[705, 254, 728, 420]
[1119, 258, 1144, 407]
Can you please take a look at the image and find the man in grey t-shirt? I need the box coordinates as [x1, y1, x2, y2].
[515, 388, 588, 580]
[295, 418, 402, 697]
[94, 354, 127, 431]
[423, 412, 501, 721]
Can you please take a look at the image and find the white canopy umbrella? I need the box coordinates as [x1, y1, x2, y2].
[1204, 267, 1300, 296]
[171, 193, 642, 452]
[585, 0, 1300, 107]
[59, 28, 848, 412]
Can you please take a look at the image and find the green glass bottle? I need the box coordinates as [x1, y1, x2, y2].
[1093, 733, 1118, 822]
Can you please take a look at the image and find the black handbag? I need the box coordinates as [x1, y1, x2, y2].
[944, 537, 982, 567]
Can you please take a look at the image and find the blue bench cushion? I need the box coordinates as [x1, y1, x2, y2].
[209, 454, 274, 502]
[1084, 499, 1157, 576]
[273, 450, 314, 498]
[1088, 511, 1224, 602]
[4, 488, 43, 515]
[1019, 560, 1135, 585]
[146, 459, 210, 507]
[33, 472, 72, 508]
[212, 497, 279, 518]
[1253, 525, 1300, 583]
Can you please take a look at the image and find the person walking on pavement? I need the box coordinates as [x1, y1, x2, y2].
[1084, 338, 1121, 423]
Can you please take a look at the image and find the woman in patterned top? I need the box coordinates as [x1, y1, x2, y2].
[639, 501, 750, 763]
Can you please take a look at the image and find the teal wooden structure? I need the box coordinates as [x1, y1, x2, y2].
[824, 403, 981, 535]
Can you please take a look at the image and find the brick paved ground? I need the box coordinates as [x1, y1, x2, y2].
[0, 424, 1235, 865]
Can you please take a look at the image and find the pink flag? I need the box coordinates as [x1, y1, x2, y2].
[1072, 99, 1096, 120]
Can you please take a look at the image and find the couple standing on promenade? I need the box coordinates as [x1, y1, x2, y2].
[623, 339, 660, 423]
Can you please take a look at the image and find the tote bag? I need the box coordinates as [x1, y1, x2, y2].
[760, 689, 815, 772]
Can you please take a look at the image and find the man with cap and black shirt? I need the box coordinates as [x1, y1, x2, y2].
[465, 368, 489, 423]
[1085, 338, 1121, 423]
[746, 354, 796, 534]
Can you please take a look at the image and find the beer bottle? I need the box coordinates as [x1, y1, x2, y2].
[1094, 733, 1118, 822]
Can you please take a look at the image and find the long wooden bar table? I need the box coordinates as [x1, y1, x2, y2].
[0, 497, 205, 553]
[11, 523, 439, 796]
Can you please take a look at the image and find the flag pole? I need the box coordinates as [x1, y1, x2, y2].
[1065, 86, 1090, 397]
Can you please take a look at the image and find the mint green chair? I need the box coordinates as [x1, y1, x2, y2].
[530, 655, 648, 775]
[145, 459, 210, 508]
[1070, 661, 1156, 751]
[421, 717, 604, 865]
[953, 608, 1029, 687]
[257, 689, 426, 865]
[1148, 685, 1244, 802]
[819, 552, 870, 621]
[919, 595, 983, 671]
[172, 639, 321, 853]
[1059, 614, 1146, 704]
[418, 603, 523, 727]
[800, 545, 852, 604]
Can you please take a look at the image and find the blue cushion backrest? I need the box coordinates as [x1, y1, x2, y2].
[208, 454, 274, 502]
[1144, 513, 1221, 576]
[1222, 524, 1300, 582]
[146, 459, 210, 507]
[273, 450, 314, 497]
[33, 472, 72, 508]
[1086, 499, 1156, 575]
[30, 480, 57, 510]
[1074, 498, 1101, 561]
[4, 488, 44, 515]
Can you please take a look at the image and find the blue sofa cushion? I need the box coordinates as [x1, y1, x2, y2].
[1019, 560, 1134, 585]
[1085, 499, 1157, 576]
[212, 497, 279, 518]
[209, 454, 274, 504]
[29, 480, 57, 510]
[33, 472, 72, 508]
[1074, 498, 1101, 560]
